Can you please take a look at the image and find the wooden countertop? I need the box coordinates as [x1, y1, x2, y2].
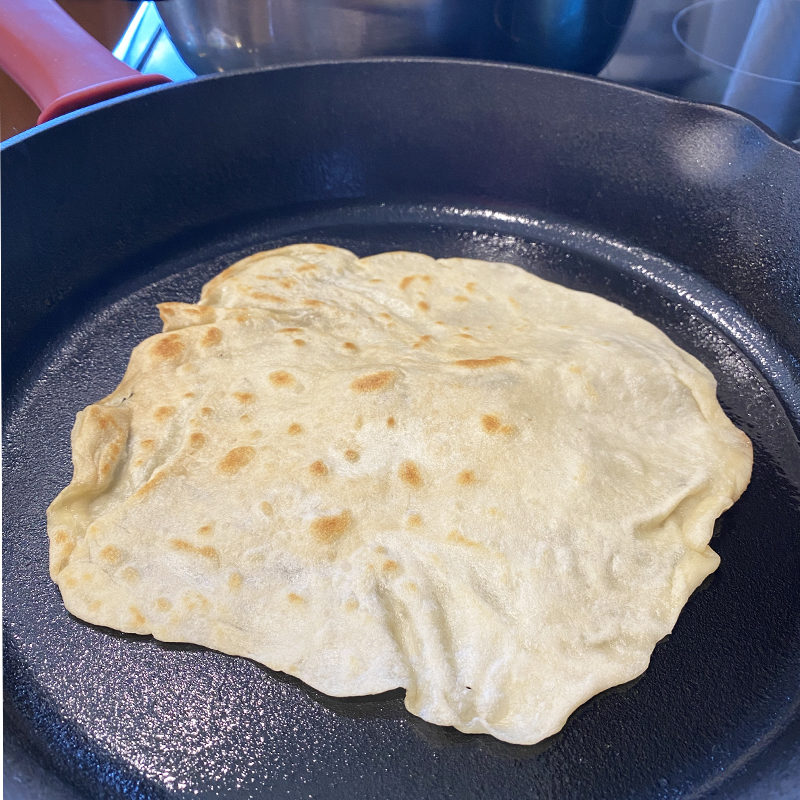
[1, 0, 137, 141]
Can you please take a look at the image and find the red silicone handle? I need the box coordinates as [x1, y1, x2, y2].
[0, 0, 170, 123]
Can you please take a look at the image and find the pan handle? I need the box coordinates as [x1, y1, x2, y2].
[0, 0, 170, 124]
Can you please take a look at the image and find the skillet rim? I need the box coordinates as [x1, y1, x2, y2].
[2, 56, 799, 154]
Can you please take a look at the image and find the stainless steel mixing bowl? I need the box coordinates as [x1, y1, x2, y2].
[154, 0, 635, 75]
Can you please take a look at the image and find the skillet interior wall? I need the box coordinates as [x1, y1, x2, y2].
[3, 61, 800, 412]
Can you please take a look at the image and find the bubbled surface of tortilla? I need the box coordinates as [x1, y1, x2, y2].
[47, 244, 752, 744]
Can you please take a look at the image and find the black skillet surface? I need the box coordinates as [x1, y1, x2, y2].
[3, 60, 800, 800]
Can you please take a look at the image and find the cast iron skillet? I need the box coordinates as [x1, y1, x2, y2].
[3, 52, 800, 800]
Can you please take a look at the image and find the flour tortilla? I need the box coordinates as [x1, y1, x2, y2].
[47, 244, 752, 745]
